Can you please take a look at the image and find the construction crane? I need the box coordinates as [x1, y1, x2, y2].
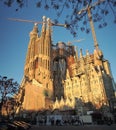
[77, 0, 105, 49]
[8, 17, 67, 28]
[67, 38, 85, 46]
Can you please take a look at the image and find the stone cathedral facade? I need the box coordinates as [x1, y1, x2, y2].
[16, 16, 115, 114]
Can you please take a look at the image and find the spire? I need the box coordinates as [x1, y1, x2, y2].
[44, 17, 52, 71]
[75, 46, 78, 59]
[47, 18, 51, 29]
[86, 49, 90, 56]
[41, 16, 46, 34]
[86, 50, 90, 64]
[80, 48, 83, 58]
[40, 16, 46, 54]
[33, 23, 38, 33]
[46, 18, 52, 37]
[30, 23, 38, 39]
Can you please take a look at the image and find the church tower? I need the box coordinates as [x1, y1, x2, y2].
[18, 16, 53, 112]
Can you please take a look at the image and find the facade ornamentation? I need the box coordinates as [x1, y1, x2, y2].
[16, 16, 115, 115]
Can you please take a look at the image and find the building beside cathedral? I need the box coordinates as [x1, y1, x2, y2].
[16, 16, 116, 116]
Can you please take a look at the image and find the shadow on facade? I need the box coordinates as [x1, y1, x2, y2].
[1, 98, 116, 126]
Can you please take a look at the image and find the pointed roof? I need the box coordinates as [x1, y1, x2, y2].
[30, 24, 38, 38]
[80, 48, 83, 58]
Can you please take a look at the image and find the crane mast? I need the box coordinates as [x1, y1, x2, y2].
[87, 7, 98, 49]
[78, 0, 105, 49]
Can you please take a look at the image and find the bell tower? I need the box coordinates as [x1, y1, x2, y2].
[24, 23, 39, 80]
[18, 16, 54, 111]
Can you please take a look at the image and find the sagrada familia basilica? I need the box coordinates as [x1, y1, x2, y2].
[15, 16, 115, 115]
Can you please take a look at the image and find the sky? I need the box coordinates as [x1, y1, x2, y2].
[0, 1, 116, 84]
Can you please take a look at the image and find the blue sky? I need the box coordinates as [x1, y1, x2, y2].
[0, 1, 116, 84]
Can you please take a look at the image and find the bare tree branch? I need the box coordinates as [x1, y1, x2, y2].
[1, 0, 116, 37]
